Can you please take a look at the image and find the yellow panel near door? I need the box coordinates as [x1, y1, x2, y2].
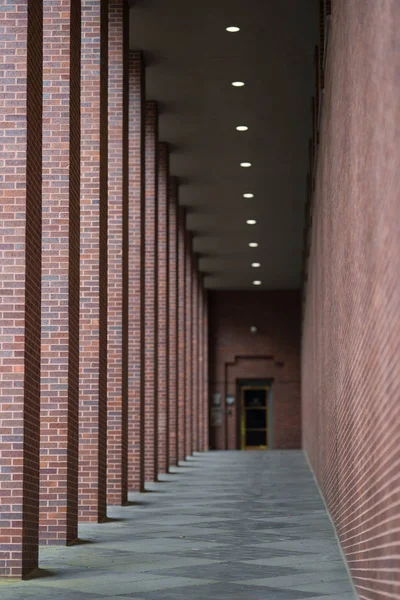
[241, 386, 269, 450]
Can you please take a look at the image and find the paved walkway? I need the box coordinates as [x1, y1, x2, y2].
[2, 451, 356, 599]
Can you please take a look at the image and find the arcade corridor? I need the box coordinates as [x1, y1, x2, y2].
[0, 0, 399, 599]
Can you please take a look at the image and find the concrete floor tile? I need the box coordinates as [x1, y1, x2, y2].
[4, 452, 355, 599]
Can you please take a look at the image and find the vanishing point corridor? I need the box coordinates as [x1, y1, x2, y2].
[1, 452, 355, 600]
[1, 0, 400, 598]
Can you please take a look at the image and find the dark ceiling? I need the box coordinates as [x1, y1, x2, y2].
[130, 0, 318, 289]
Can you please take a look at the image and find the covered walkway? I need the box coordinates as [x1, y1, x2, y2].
[1, 452, 355, 600]
[1, 1, 399, 597]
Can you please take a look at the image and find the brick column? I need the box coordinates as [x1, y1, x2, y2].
[0, 0, 42, 578]
[157, 143, 169, 474]
[144, 101, 158, 482]
[168, 178, 178, 467]
[191, 257, 199, 452]
[40, 0, 80, 545]
[185, 232, 193, 457]
[107, 0, 128, 506]
[203, 288, 209, 451]
[79, 0, 108, 522]
[198, 275, 204, 452]
[128, 51, 145, 492]
[177, 207, 186, 462]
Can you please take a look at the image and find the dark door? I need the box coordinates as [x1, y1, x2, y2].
[241, 386, 269, 449]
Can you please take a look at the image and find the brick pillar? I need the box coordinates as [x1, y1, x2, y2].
[185, 232, 193, 457]
[198, 275, 204, 452]
[107, 0, 128, 506]
[177, 207, 186, 462]
[144, 101, 158, 482]
[128, 51, 145, 492]
[40, 0, 80, 545]
[168, 178, 178, 467]
[157, 143, 169, 474]
[191, 257, 199, 452]
[79, 0, 108, 522]
[203, 288, 209, 451]
[0, 0, 42, 578]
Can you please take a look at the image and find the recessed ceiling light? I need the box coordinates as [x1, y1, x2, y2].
[226, 26, 240, 32]
[252, 262, 261, 268]
[249, 242, 258, 248]
[240, 162, 251, 168]
[236, 125, 248, 131]
[253, 280, 262, 286]
[246, 219, 256, 225]
[232, 81, 245, 87]
[243, 193, 254, 198]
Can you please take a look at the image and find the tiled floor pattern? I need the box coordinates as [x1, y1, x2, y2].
[1, 451, 356, 599]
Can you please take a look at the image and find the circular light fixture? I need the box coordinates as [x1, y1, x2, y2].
[252, 262, 261, 268]
[240, 162, 251, 168]
[236, 125, 248, 131]
[232, 81, 245, 87]
[243, 193, 254, 198]
[250, 326, 258, 334]
[249, 242, 258, 248]
[226, 26, 240, 32]
[246, 219, 256, 225]
[253, 280, 262, 286]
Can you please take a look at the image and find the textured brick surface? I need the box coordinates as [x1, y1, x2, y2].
[157, 143, 169, 474]
[40, 0, 81, 545]
[107, 0, 128, 507]
[128, 51, 145, 492]
[191, 258, 199, 452]
[184, 231, 193, 458]
[203, 287, 209, 451]
[0, 1, 210, 573]
[177, 206, 186, 462]
[168, 178, 178, 466]
[144, 101, 158, 481]
[302, 2, 400, 598]
[198, 274, 204, 452]
[0, 0, 42, 577]
[209, 291, 301, 451]
[79, 0, 108, 523]
[198, 274, 204, 451]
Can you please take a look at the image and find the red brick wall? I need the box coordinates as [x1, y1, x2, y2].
[302, 2, 400, 598]
[40, 0, 80, 545]
[198, 275, 204, 452]
[79, 0, 108, 523]
[107, 0, 129, 507]
[191, 258, 199, 451]
[0, 0, 212, 577]
[209, 291, 301, 451]
[157, 143, 169, 473]
[203, 288, 209, 451]
[128, 51, 145, 492]
[0, 0, 43, 577]
[177, 207, 187, 462]
[185, 232, 193, 457]
[168, 178, 178, 466]
[144, 101, 158, 481]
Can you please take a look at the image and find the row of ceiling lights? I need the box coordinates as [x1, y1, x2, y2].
[227, 25, 261, 287]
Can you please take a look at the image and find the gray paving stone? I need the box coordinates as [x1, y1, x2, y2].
[127, 582, 323, 599]
[3, 451, 356, 600]
[238, 570, 349, 588]
[148, 561, 299, 581]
